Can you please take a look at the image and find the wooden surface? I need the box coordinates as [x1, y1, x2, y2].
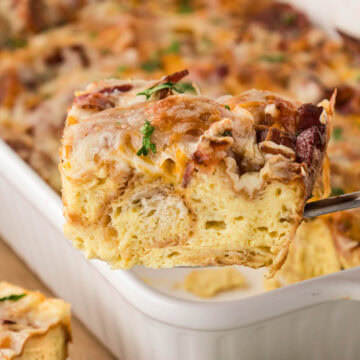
[0, 237, 116, 360]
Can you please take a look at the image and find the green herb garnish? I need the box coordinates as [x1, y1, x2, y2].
[222, 130, 232, 137]
[282, 13, 296, 25]
[0, 294, 26, 302]
[259, 54, 286, 63]
[141, 59, 162, 72]
[89, 31, 99, 39]
[117, 65, 128, 73]
[101, 49, 112, 56]
[355, 74, 360, 83]
[4, 37, 27, 50]
[163, 41, 181, 54]
[332, 127, 343, 141]
[178, 82, 196, 94]
[137, 120, 156, 156]
[331, 187, 345, 196]
[178, 0, 193, 13]
[137, 81, 195, 100]
[224, 105, 231, 111]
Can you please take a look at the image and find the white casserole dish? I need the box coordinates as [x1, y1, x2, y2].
[2, 132, 360, 360]
[1, 2, 360, 358]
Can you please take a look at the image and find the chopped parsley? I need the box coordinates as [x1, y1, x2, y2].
[259, 54, 286, 63]
[137, 81, 196, 100]
[162, 41, 181, 55]
[178, 0, 193, 14]
[101, 49, 112, 56]
[178, 82, 196, 94]
[0, 293, 26, 302]
[222, 130, 232, 137]
[137, 120, 156, 156]
[4, 37, 27, 50]
[117, 65, 128, 73]
[331, 187, 345, 196]
[282, 13, 297, 25]
[141, 41, 181, 73]
[332, 127, 343, 141]
[224, 105, 231, 111]
[141, 58, 162, 72]
[356, 74, 360, 82]
[89, 31, 99, 39]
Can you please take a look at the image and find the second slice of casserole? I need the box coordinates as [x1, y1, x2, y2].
[60, 70, 334, 273]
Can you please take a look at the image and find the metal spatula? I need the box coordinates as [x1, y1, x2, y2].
[304, 191, 360, 218]
[177, 191, 360, 269]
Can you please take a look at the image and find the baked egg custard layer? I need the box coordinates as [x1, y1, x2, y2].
[0, 282, 71, 360]
[60, 71, 333, 272]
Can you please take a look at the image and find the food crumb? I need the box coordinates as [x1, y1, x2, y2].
[183, 267, 247, 298]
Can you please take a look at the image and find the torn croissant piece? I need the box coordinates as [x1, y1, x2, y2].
[60, 70, 334, 273]
[0, 282, 71, 360]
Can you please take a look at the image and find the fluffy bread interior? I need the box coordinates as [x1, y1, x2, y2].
[64, 164, 305, 271]
[15, 325, 68, 360]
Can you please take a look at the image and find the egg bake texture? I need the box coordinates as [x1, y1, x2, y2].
[0, 282, 71, 360]
[60, 70, 334, 273]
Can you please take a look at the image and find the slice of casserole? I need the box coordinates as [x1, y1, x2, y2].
[60, 70, 334, 273]
[0, 282, 71, 360]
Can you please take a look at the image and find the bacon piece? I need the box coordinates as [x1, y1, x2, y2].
[253, 2, 310, 36]
[98, 84, 133, 94]
[156, 69, 190, 99]
[45, 45, 90, 68]
[260, 127, 296, 150]
[262, 100, 298, 133]
[0, 71, 22, 107]
[296, 126, 325, 168]
[182, 161, 195, 188]
[163, 69, 189, 83]
[17, 0, 46, 33]
[74, 84, 132, 110]
[296, 103, 324, 133]
[44, 48, 64, 66]
[74, 92, 115, 111]
[69, 44, 90, 68]
[335, 86, 360, 115]
[338, 30, 360, 58]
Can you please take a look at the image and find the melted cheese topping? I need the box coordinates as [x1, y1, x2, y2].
[0, 282, 71, 359]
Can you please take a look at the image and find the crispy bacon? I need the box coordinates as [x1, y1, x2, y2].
[296, 126, 324, 168]
[155, 69, 190, 100]
[256, 126, 296, 151]
[2, 319, 17, 325]
[17, 0, 46, 33]
[74, 84, 132, 110]
[162, 69, 189, 83]
[0, 71, 22, 108]
[69, 44, 90, 68]
[74, 92, 115, 111]
[45, 45, 90, 68]
[333, 86, 360, 115]
[296, 103, 324, 133]
[253, 2, 310, 36]
[338, 30, 360, 58]
[182, 161, 195, 188]
[98, 84, 133, 94]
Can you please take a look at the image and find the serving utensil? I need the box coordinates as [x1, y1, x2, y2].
[178, 191, 360, 269]
[304, 191, 360, 218]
